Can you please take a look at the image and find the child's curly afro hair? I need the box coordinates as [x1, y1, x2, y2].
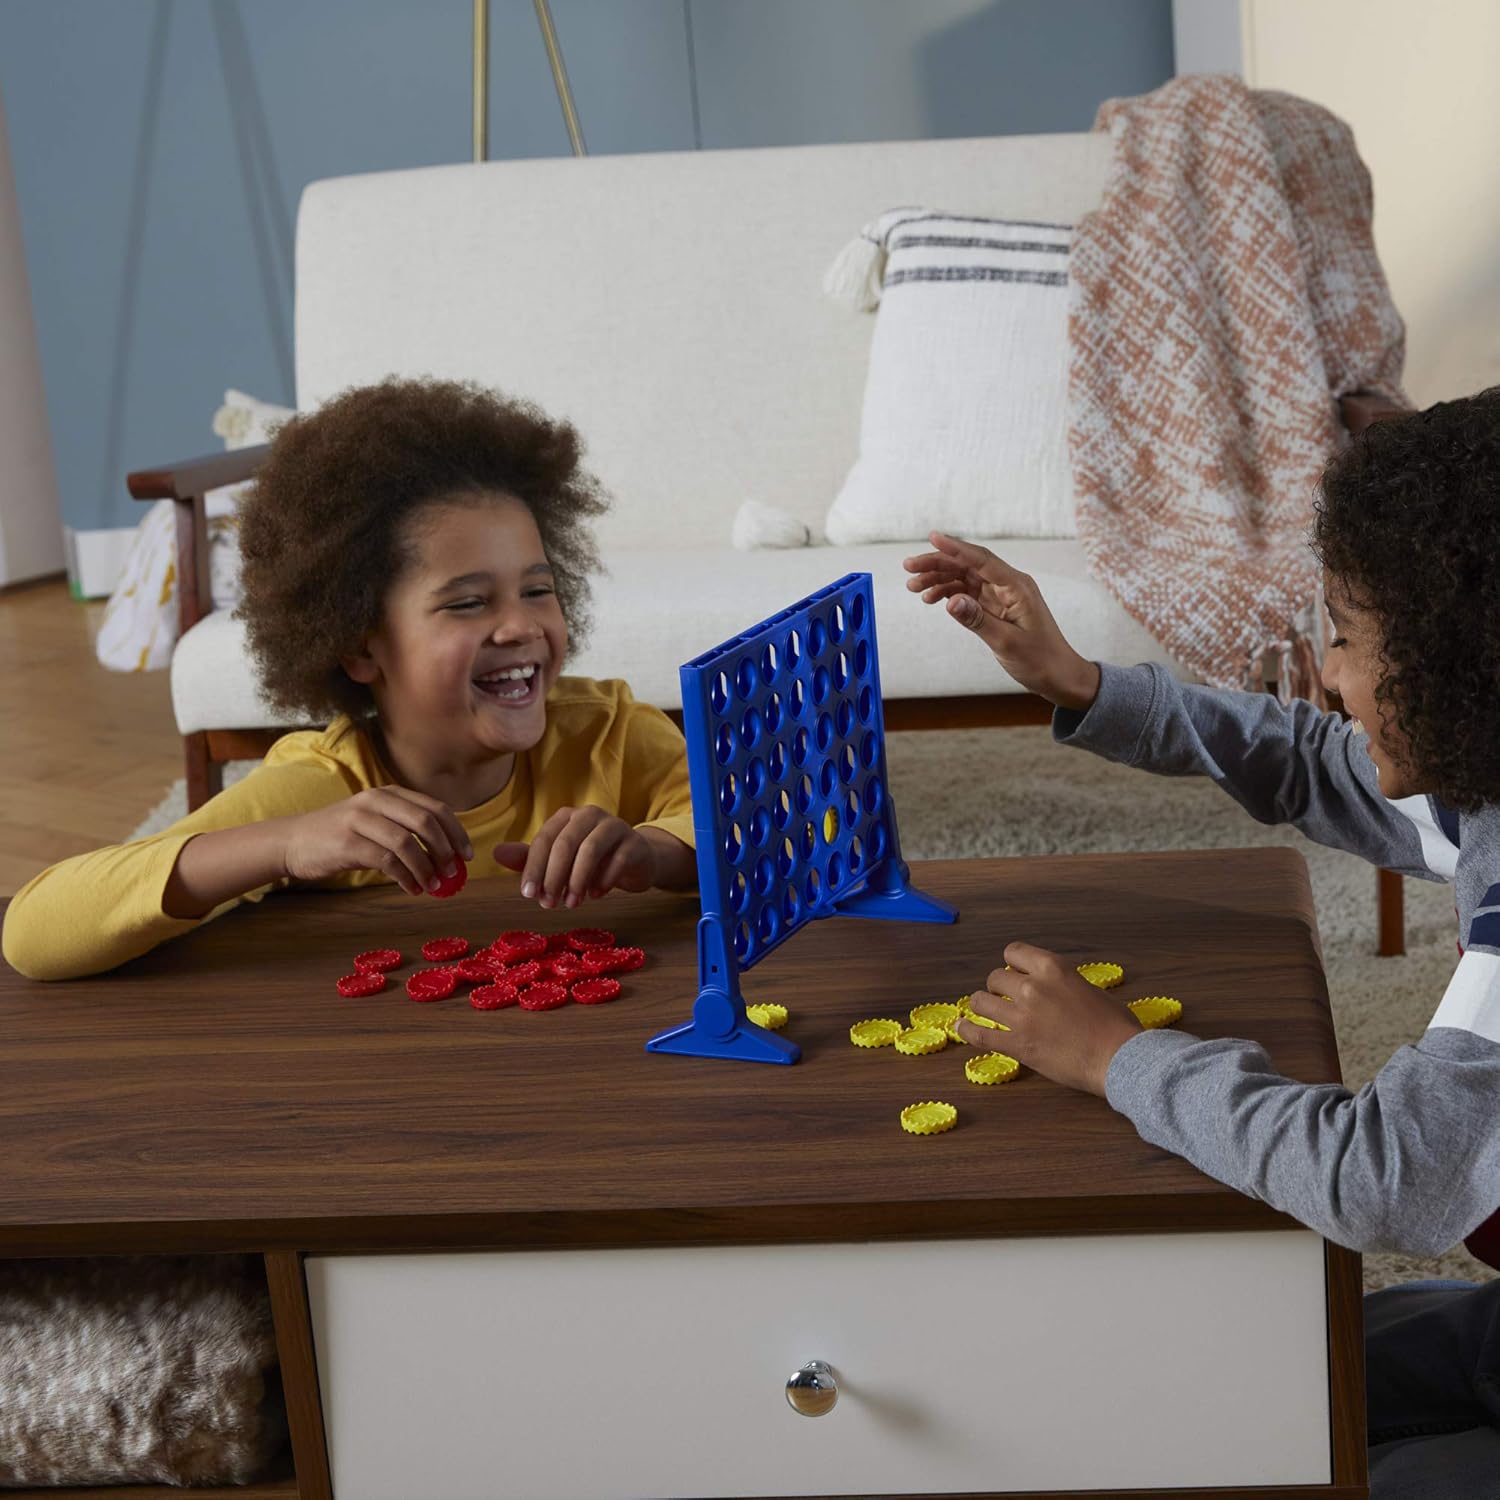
[235, 377, 607, 723]
[1314, 386, 1500, 811]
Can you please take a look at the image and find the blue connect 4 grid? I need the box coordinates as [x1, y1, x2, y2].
[645, 572, 957, 1065]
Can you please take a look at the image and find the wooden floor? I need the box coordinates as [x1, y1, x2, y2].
[0, 576, 183, 898]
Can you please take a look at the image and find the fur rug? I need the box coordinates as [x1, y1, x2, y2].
[0, 1254, 284, 1486]
[129, 729, 1493, 1294]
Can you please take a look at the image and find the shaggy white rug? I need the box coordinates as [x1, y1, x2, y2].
[132, 728, 1490, 1292]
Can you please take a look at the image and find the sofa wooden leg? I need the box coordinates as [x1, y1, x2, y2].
[1378, 867, 1405, 957]
[185, 731, 222, 813]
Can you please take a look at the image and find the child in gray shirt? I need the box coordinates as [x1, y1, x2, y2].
[904, 388, 1500, 1498]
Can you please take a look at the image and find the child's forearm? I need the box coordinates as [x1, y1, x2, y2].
[1050, 657, 1102, 712]
[638, 827, 698, 892]
[162, 819, 291, 919]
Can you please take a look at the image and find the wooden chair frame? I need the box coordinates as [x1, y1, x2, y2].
[127, 392, 1410, 956]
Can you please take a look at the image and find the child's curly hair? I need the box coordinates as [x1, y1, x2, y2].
[236, 378, 607, 723]
[1313, 387, 1500, 811]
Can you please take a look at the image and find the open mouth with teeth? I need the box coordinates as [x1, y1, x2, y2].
[473, 661, 543, 706]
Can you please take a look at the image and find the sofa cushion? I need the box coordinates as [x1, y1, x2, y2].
[294, 134, 1112, 557]
[170, 542, 1185, 735]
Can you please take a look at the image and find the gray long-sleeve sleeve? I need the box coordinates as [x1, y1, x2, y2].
[1052, 661, 1444, 880]
[1053, 663, 1500, 1257]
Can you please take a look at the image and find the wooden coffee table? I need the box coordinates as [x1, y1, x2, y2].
[0, 848, 1364, 1500]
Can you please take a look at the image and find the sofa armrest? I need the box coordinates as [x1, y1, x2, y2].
[126, 444, 269, 642]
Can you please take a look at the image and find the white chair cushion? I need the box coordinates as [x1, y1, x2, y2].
[170, 541, 1185, 734]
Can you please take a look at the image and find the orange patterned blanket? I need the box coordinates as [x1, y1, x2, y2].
[1068, 74, 1408, 703]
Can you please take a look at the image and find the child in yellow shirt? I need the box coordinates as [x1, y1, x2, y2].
[3, 378, 697, 981]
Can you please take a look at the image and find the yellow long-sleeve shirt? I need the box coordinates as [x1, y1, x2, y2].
[3, 677, 696, 981]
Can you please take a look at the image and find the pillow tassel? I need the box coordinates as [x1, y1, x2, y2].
[822, 233, 886, 312]
[731, 499, 812, 551]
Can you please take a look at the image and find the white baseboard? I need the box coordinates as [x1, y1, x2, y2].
[63, 525, 137, 600]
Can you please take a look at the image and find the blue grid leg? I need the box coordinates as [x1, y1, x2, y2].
[831, 797, 957, 925]
[645, 917, 801, 1064]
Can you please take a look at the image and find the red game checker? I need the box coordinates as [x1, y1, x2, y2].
[545, 932, 571, 954]
[582, 945, 646, 976]
[430, 858, 468, 899]
[406, 967, 457, 1002]
[470, 981, 520, 1010]
[564, 927, 615, 952]
[353, 948, 402, 973]
[571, 977, 621, 1005]
[496, 929, 546, 961]
[505, 959, 543, 987]
[422, 936, 470, 963]
[455, 956, 497, 984]
[546, 952, 589, 982]
[336, 971, 387, 998]
[516, 981, 570, 1011]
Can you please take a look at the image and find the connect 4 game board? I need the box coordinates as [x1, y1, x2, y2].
[646, 573, 957, 1065]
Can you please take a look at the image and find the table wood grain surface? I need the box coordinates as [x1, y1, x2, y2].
[0, 848, 1337, 1257]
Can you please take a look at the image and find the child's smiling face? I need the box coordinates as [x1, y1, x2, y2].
[345, 492, 568, 776]
[1320, 571, 1427, 802]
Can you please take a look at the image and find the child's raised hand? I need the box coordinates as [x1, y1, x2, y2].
[957, 941, 1141, 1097]
[493, 805, 660, 910]
[280, 787, 472, 896]
[902, 531, 1100, 711]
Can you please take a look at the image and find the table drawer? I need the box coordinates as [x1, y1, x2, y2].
[306, 1231, 1330, 1497]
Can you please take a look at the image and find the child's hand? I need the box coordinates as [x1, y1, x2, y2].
[280, 787, 472, 896]
[493, 805, 663, 910]
[957, 941, 1141, 1097]
[902, 531, 1101, 711]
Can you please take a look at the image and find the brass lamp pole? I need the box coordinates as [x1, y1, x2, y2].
[472, 0, 588, 162]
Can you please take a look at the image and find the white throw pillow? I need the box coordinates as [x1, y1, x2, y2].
[822, 208, 1076, 545]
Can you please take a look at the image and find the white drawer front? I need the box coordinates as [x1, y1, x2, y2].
[306, 1231, 1330, 1497]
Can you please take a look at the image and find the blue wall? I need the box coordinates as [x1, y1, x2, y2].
[0, 0, 1173, 534]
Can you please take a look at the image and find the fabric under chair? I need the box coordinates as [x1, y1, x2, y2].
[0, 1254, 284, 1487]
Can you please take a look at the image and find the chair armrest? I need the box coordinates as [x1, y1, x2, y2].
[1339, 392, 1408, 439]
[125, 445, 269, 641]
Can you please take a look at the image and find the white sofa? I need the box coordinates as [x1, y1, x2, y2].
[146, 130, 1184, 754]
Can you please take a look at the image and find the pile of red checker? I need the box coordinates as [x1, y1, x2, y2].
[334, 928, 647, 1011]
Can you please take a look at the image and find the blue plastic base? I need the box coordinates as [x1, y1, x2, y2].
[833, 882, 957, 924]
[645, 956, 802, 1063]
[645, 1017, 801, 1064]
[832, 852, 958, 926]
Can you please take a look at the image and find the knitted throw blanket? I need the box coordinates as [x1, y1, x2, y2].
[1068, 74, 1408, 701]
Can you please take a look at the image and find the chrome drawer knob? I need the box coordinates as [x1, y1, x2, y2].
[785, 1359, 838, 1417]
